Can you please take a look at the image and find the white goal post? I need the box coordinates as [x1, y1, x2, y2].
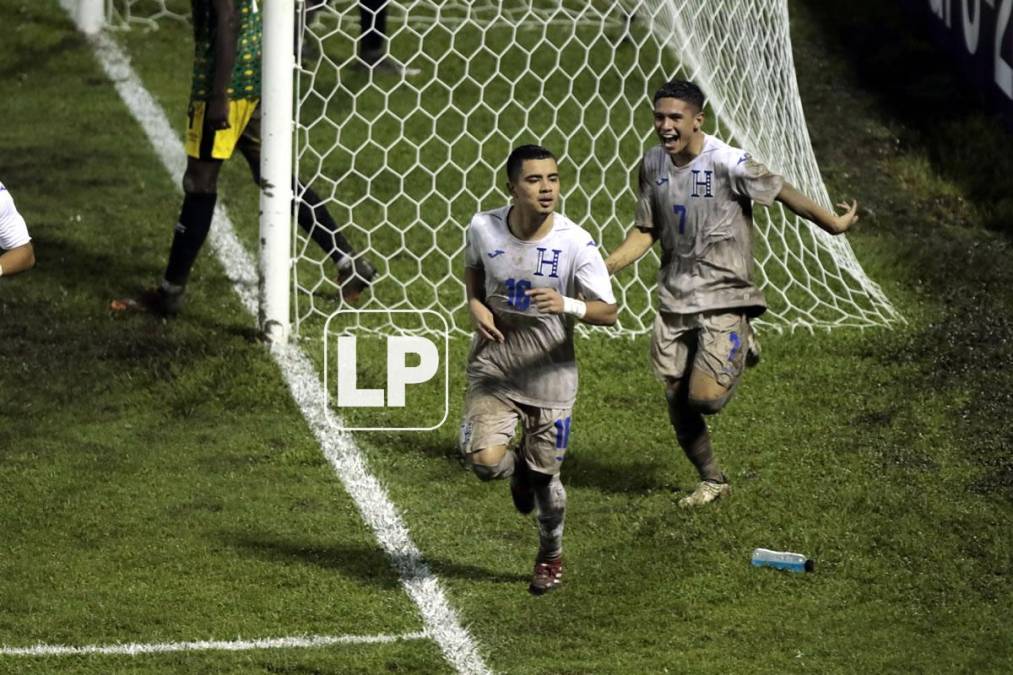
[260, 0, 296, 343]
[65, 0, 103, 34]
[76, 0, 903, 342]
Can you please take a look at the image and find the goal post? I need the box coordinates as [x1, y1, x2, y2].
[260, 0, 296, 343]
[78, 0, 105, 33]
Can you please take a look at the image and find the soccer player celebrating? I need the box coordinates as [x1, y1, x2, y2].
[606, 79, 859, 507]
[125, 0, 374, 315]
[0, 181, 35, 278]
[461, 145, 617, 595]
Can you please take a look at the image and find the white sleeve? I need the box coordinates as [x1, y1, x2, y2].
[0, 185, 31, 251]
[464, 218, 483, 269]
[574, 240, 616, 304]
[727, 151, 784, 206]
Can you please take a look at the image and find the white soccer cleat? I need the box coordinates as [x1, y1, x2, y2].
[679, 480, 731, 508]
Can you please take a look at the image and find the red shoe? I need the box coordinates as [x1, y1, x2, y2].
[528, 556, 563, 596]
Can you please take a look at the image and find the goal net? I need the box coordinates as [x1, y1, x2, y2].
[102, 0, 903, 337]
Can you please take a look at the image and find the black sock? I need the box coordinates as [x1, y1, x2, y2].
[297, 185, 355, 265]
[164, 192, 217, 287]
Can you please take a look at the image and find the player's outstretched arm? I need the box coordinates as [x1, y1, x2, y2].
[465, 266, 504, 342]
[775, 182, 859, 235]
[605, 227, 656, 275]
[0, 242, 35, 277]
[525, 288, 618, 326]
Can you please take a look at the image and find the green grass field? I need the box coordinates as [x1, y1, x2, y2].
[1, 0, 1011, 672]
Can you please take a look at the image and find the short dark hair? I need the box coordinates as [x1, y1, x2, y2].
[653, 79, 705, 112]
[506, 144, 557, 183]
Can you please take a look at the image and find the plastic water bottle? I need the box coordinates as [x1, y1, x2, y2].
[751, 548, 813, 572]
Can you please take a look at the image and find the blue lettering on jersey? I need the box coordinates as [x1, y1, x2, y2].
[690, 170, 713, 198]
[534, 248, 562, 278]
[586, 241, 596, 247]
[737, 153, 750, 165]
[487, 249, 505, 258]
[504, 278, 532, 310]
[656, 176, 670, 186]
[673, 204, 687, 234]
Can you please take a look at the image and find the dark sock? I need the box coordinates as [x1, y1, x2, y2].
[678, 415, 723, 482]
[296, 185, 355, 265]
[667, 388, 724, 482]
[164, 192, 217, 287]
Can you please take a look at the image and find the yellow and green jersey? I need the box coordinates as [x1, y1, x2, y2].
[190, 0, 261, 102]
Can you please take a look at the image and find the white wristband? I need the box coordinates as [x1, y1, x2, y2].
[561, 296, 587, 319]
[0, 263, 4, 277]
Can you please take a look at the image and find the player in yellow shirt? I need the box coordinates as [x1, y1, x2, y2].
[120, 0, 374, 315]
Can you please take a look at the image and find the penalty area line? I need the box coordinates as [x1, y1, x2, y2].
[66, 13, 491, 675]
[0, 631, 429, 657]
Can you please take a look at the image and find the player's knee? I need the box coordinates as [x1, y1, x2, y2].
[183, 156, 223, 194]
[467, 445, 513, 482]
[688, 392, 732, 415]
[182, 170, 217, 194]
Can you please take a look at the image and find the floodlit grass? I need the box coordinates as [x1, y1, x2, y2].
[1, 0, 1011, 673]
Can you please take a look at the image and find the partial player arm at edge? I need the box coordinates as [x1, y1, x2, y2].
[578, 298, 618, 326]
[465, 265, 504, 342]
[775, 182, 858, 235]
[208, 0, 239, 129]
[604, 226, 656, 276]
[0, 242, 35, 277]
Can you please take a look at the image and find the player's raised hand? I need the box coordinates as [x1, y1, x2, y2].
[468, 298, 504, 342]
[525, 287, 564, 314]
[831, 199, 859, 234]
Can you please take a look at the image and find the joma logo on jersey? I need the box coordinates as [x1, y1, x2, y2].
[534, 248, 563, 278]
[690, 169, 714, 198]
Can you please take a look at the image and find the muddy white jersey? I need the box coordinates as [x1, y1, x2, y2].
[635, 135, 783, 317]
[464, 206, 615, 408]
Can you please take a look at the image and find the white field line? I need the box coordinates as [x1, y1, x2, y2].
[66, 20, 491, 675]
[1, 632, 428, 657]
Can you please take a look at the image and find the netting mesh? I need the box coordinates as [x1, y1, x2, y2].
[107, 0, 903, 337]
[105, 0, 188, 29]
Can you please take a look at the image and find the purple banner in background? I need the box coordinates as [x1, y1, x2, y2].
[905, 0, 1013, 124]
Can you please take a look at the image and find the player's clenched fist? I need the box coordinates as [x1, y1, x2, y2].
[525, 287, 564, 314]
